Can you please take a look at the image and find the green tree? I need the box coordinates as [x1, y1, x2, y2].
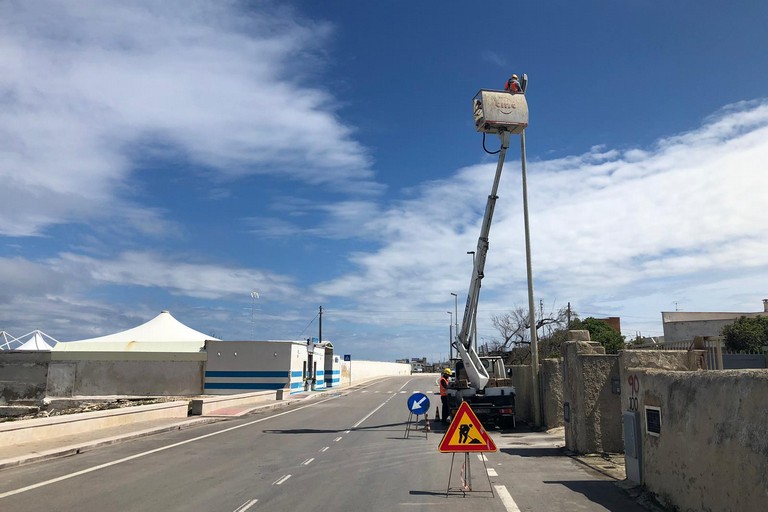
[720, 315, 768, 352]
[569, 317, 626, 354]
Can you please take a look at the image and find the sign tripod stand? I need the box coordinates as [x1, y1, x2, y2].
[404, 392, 430, 440]
[446, 452, 494, 497]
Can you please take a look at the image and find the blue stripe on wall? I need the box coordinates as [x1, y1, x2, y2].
[205, 370, 290, 378]
[204, 382, 287, 390]
[291, 370, 303, 377]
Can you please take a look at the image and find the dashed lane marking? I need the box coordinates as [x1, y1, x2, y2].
[487, 468, 498, 477]
[273, 475, 291, 486]
[302, 458, 314, 466]
[320, 446, 329, 453]
[495, 485, 521, 512]
[233, 499, 258, 512]
[334, 436, 343, 442]
[0, 394, 341, 500]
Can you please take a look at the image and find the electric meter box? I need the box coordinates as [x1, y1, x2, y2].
[473, 89, 528, 134]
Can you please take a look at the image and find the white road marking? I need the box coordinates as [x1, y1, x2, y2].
[0, 394, 342, 500]
[273, 474, 292, 485]
[487, 468, 498, 476]
[400, 390, 406, 393]
[334, 436, 343, 442]
[320, 446, 329, 453]
[495, 485, 521, 512]
[233, 499, 258, 512]
[302, 458, 314, 466]
[351, 379, 414, 431]
[477, 454, 488, 461]
[344, 430, 351, 434]
[362, 390, 368, 393]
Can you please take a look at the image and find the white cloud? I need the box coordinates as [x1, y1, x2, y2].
[53, 251, 303, 301]
[0, 0, 378, 237]
[315, 100, 768, 337]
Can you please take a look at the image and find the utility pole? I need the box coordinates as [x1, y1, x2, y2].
[521, 129, 542, 428]
[567, 302, 572, 329]
[319, 305, 323, 343]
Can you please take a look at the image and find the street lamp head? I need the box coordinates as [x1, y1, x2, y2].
[450, 292, 457, 297]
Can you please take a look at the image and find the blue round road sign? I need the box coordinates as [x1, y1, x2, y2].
[407, 392, 430, 415]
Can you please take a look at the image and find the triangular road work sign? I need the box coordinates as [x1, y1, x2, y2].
[438, 402, 497, 453]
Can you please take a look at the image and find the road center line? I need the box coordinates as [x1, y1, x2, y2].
[302, 458, 314, 466]
[333, 436, 343, 442]
[487, 468, 498, 476]
[0, 394, 341, 500]
[495, 485, 521, 512]
[319, 446, 329, 452]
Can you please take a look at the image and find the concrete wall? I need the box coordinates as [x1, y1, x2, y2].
[541, 358, 564, 428]
[47, 359, 204, 397]
[340, 360, 411, 384]
[0, 352, 51, 404]
[204, 341, 341, 395]
[625, 368, 768, 512]
[509, 365, 531, 423]
[562, 339, 623, 454]
[205, 341, 301, 394]
[663, 318, 737, 342]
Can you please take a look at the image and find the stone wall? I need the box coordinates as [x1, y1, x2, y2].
[509, 365, 531, 422]
[508, 361, 562, 428]
[541, 358, 563, 428]
[562, 338, 622, 453]
[625, 368, 768, 512]
[0, 352, 51, 404]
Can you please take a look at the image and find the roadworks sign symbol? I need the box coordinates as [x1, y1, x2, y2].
[438, 402, 497, 453]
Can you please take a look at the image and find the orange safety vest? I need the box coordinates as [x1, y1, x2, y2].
[439, 376, 449, 396]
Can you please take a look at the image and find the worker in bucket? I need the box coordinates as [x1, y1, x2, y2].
[505, 74, 522, 93]
[439, 368, 453, 424]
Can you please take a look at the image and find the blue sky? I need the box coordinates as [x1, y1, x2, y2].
[2, 1, 768, 361]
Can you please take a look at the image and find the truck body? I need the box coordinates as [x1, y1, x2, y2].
[445, 89, 528, 429]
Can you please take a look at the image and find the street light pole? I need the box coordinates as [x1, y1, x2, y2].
[250, 291, 259, 340]
[447, 311, 453, 360]
[520, 129, 542, 428]
[450, 292, 458, 353]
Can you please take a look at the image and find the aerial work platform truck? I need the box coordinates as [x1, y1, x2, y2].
[445, 79, 530, 430]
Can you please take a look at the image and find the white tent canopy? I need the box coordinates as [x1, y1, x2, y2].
[54, 311, 219, 353]
[0, 330, 16, 350]
[15, 330, 58, 351]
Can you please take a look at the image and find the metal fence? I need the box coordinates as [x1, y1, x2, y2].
[632, 336, 768, 370]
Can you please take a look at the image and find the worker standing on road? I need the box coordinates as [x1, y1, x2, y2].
[505, 74, 522, 93]
[439, 368, 452, 424]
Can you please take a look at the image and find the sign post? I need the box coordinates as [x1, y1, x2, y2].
[343, 354, 351, 385]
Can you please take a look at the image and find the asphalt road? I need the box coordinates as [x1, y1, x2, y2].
[0, 376, 649, 512]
